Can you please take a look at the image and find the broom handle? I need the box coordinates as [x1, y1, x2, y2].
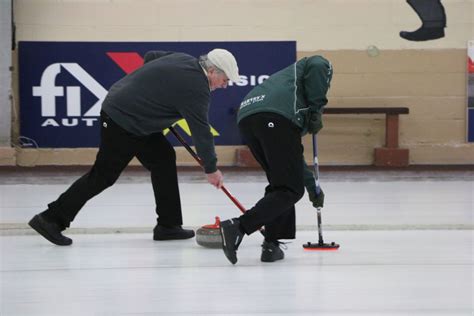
[169, 126, 247, 214]
[312, 134, 321, 196]
[312, 134, 324, 244]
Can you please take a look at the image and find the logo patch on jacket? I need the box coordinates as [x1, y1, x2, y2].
[239, 95, 266, 110]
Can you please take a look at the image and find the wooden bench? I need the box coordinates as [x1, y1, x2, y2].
[235, 107, 410, 167]
[324, 107, 409, 167]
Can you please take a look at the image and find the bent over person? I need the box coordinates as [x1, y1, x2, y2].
[29, 49, 239, 246]
[220, 55, 332, 264]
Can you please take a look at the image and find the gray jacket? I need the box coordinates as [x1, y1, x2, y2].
[102, 51, 217, 173]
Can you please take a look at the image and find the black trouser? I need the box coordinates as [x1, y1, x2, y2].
[42, 111, 182, 229]
[238, 112, 305, 241]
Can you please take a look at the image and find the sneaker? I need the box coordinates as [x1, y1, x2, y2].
[153, 225, 195, 240]
[261, 240, 285, 262]
[219, 218, 244, 264]
[28, 214, 72, 246]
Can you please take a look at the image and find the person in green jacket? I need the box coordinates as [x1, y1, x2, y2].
[220, 55, 333, 264]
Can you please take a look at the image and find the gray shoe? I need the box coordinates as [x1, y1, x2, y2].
[261, 241, 285, 262]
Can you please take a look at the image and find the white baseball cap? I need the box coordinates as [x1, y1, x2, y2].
[207, 48, 240, 83]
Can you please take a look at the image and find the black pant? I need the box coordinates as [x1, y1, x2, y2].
[43, 111, 182, 229]
[238, 112, 305, 241]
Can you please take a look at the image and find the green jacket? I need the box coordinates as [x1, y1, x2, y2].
[237, 55, 333, 194]
[237, 55, 332, 134]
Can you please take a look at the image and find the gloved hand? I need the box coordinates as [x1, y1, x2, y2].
[307, 111, 323, 134]
[308, 186, 325, 208]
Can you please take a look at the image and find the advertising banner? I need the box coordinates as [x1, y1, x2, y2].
[19, 41, 296, 147]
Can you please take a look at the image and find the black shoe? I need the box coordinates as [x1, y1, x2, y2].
[219, 218, 244, 264]
[400, 26, 445, 41]
[261, 241, 285, 262]
[153, 225, 195, 240]
[28, 214, 72, 246]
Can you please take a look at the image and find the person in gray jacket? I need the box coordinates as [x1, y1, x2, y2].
[29, 49, 239, 246]
[220, 55, 332, 264]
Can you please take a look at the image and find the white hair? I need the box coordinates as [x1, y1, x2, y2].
[199, 55, 225, 74]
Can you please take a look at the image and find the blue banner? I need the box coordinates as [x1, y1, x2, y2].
[19, 41, 296, 147]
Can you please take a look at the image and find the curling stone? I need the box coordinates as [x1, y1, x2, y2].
[196, 216, 223, 248]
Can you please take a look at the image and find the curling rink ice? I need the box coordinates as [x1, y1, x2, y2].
[0, 168, 473, 315]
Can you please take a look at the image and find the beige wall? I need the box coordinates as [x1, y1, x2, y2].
[5, 0, 474, 166]
[12, 0, 473, 50]
[307, 49, 472, 165]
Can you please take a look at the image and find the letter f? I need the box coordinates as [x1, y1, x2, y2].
[33, 63, 64, 116]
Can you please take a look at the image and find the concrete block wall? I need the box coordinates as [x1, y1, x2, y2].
[5, 0, 474, 166]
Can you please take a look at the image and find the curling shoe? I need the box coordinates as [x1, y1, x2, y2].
[153, 224, 195, 240]
[28, 214, 72, 246]
[261, 240, 285, 262]
[220, 218, 244, 264]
